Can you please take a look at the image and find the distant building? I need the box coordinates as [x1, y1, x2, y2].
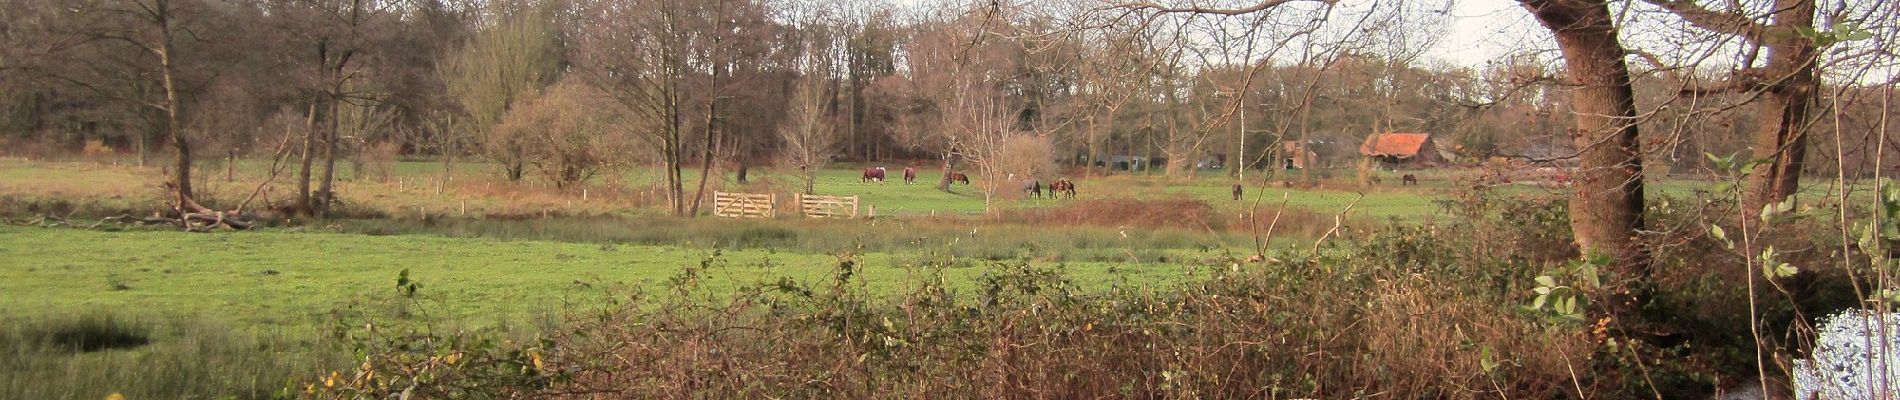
[1195, 154, 1227, 170]
[1280, 141, 1319, 169]
[1098, 155, 1150, 171]
[1359, 132, 1446, 168]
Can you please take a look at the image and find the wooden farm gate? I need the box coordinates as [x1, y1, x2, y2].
[713, 191, 776, 218]
[797, 194, 860, 219]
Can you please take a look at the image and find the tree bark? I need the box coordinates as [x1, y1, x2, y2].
[666, 71, 685, 216]
[156, 0, 190, 213]
[1521, 0, 1651, 276]
[938, 148, 955, 193]
[1744, 0, 1818, 217]
[296, 101, 318, 215]
[316, 91, 340, 218]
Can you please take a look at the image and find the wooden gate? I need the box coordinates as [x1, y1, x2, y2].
[797, 194, 860, 219]
[713, 191, 776, 218]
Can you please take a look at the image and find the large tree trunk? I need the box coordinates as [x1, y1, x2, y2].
[938, 153, 953, 193]
[686, 0, 726, 217]
[736, 164, 749, 184]
[1086, 115, 1107, 178]
[688, 110, 719, 216]
[1744, 0, 1818, 217]
[296, 102, 320, 215]
[157, 0, 189, 213]
[1522, 0, 1650, 276]
[439, 144, 453, 195]
[316, 95, 340, 217]
[666, 75, 686, 216]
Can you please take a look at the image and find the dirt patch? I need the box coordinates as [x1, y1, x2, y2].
[999, 198, 1225, 231]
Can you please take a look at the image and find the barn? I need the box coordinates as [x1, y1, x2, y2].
[1359, 132, 1446, 168]
[1280, 141, 1319, 169]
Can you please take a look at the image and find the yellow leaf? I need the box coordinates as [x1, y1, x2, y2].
[106, 393, 125, 400]
[530, 351, 545, 372]
[443, 353, 461, 365]
[324, 371, 340, 388]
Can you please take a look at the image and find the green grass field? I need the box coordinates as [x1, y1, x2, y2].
[2, 156, 1886, 398]
[0, 226, 1212, 331]
[0, 223, 1223, 398]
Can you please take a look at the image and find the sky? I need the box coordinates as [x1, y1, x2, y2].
[1429, 0, 1551, 67]
[887, 0, 1892, 82]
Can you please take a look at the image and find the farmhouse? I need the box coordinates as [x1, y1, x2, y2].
[1359, 132, 1445, 168]
[1279, 140, 1319, 169]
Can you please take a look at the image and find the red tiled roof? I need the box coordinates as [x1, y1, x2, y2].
[1360, 133, 1432, 158]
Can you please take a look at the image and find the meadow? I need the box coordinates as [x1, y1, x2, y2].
[0, 156, 1884, 399]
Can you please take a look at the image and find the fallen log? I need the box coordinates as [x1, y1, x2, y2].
[182, 211, 255, 231]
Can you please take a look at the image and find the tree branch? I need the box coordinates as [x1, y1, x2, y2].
[1638, 0, 1769, 42]
[1110, 0, 1338, 16]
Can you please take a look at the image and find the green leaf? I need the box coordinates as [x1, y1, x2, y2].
[1775, 263, 1798, 278]
[1710, 225, 1728, 242]
[1534, 286, 1552, 295]
[1480, 346, 1499, 373]
[1531, 294, 1548, 310]
[1704, 152, 1726, 168]
[1860, 223, 1879, 251]
[1535, 275, 1556, 287]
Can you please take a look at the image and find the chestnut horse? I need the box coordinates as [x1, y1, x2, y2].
[1050, 179, 1076, 199]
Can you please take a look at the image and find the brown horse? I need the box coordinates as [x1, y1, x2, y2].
[1050, 179, 1076, 199]
[1401, 174, 1419, 186]
[862, 167, 886, 183]
[1021, 180, 1043, 199]
[949, 172, 970, 185]
[903, 167, 916, 184]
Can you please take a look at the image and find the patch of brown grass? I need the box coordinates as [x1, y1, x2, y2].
[1000, 198, 1225, 231]
[998, 197, 1337, 241]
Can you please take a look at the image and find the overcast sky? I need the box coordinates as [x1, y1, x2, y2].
[1429, 0, 1550, 67]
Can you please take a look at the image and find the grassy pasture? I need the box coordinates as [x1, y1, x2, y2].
[0, 224, 1230, 398]
[0, 156, 1884, 398]
[0, 226, 1215, 331]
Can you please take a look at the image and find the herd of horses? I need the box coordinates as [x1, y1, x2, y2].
[861, 166, 1074, 199]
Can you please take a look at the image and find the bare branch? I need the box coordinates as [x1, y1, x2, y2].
[1638, 0, 1771, 42]
[1108, 0, 1338, 16]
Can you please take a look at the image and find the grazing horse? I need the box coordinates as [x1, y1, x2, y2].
[1050, 179, 1076, 199]
[1401, 174, 1419, 186]
[862, 167, 886, 183]
[949, 172, 970, 185]
[903, 167, 916, 184]
[1021, 180, 1043, 199]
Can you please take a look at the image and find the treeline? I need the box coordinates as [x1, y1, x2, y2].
[0, 0, 1895, 216]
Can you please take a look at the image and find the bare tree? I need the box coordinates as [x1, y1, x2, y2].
[270, 0, 397, 217]
[1640, 0, 1821, 217]
[51, 0, 206, 216]
[777, 11, 842, 195]
[441, 0, 563, 185]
